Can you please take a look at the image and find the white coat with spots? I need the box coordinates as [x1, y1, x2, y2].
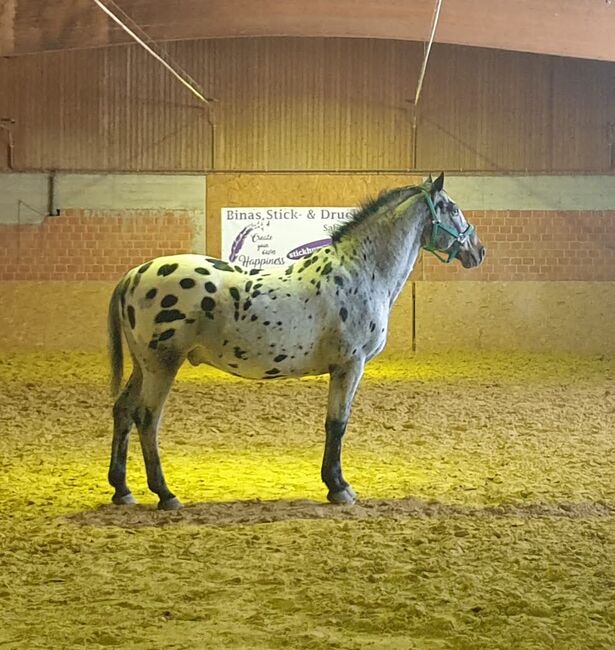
[107, 174, 485, 509]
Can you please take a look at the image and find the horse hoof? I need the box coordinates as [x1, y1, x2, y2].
[112, 493, 137, 506]
[158, 496, 183, 511]
[327, 488, 356, 505]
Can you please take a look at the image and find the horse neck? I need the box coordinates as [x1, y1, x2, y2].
[337, 199, 428, 304]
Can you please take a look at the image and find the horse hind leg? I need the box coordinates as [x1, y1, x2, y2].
[109, 369, 142, 505]
[134, 358, 183, 510]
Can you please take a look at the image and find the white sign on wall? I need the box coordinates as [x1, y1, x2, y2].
[221, 206, 355, 269]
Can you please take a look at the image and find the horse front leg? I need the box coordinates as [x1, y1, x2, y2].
[322, 359, 365, 504]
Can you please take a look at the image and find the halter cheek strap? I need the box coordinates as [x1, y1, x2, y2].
[420, 190, 475, 264]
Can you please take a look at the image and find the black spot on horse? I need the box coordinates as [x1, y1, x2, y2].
[252, 290, 261, 298]
[148, 339, 158, 350]
[159, 329, 175, 341]
[155, 309, 186, 323]
[131, 274, 142, 294]
[206, 258, 234, 272]
[195, 267, 210, 275]
[161, 295, 178, 308]
[243, 300, 252, 311]
[274, 354, 287, 362]
[119, 277, 130, 308]
[201, 297, 216, 312]
[180, 278, 196, 289]
[334, 275, 344, 287]
[158, 263, 179, 277]
[370, 321, 376, 332]
[138, 262, 152, 274]
[249, 268, 261, 276]
[340, 307, 348, 322]
[322, 262, 333, 275]
[204, 282, 217, 293]
[285, 265, 294, 276]
[186, 318, 195, 324]
[263, 320, 270, 326]
[234, 311, 239, 321]
[229, 287, 240, 301]
[245, 281, 253, 292]
[265, 368, 280, 375]
[127, 306, 136, 329]
[229, 363, 239, 369]
[145, 288, 157, 300]
[251, 314, 258, 321]
[234, 347, 248, 360]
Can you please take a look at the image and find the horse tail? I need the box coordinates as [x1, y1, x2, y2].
[107, 280, 125, 397]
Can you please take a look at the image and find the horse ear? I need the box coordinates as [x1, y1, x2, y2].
[433, 172, 444, 193]
[426, 174, 433, 183]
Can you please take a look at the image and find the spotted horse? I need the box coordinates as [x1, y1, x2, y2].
[107, 173, 485, 509]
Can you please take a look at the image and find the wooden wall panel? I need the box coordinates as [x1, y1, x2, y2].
[551, 58, 615, 172]
[211, 38, 418, 171]
[5, 45, 213, 171]
[417, 46, 553, 171]
[2, 37, 615, 173]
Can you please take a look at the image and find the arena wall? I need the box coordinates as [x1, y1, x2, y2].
[1, 38, 614, 174]
[1, 172, 614, 355]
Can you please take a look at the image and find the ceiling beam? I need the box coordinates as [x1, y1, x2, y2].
[3, 0, 615, 63]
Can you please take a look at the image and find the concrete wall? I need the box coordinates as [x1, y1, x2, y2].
[0, 173, 206, 252]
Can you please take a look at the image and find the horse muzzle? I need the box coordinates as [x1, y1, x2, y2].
[459, 244, 486, 268]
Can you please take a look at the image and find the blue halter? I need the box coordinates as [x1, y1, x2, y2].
[420, 190, 475, 264]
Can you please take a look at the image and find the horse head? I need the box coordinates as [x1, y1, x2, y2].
[421, 173, 486, 268]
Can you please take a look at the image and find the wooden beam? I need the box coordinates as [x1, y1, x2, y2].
[3, 0, 615, 63]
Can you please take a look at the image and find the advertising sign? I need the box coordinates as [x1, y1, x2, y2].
[221, 206, 355, 269]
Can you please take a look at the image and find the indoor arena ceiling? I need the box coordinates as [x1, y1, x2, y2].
[1, 0, 615, 63]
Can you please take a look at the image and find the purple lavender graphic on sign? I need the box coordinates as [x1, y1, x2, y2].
[229, 226, 254, 262]
[287, 238, 332, 260]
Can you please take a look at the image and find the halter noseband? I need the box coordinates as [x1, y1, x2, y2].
[420, 189, 475, 264]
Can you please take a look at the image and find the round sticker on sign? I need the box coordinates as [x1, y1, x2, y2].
[287, 238, 332, 260]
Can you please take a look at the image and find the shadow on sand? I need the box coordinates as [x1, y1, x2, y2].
[66, 496, 615, 529]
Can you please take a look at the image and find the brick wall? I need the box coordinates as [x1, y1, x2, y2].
[415, 210, 615, 281]
[1, 207, 614, 282]
[0, 209, 195, 281]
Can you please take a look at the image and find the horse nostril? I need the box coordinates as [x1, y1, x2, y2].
[479, 246, 486, 262]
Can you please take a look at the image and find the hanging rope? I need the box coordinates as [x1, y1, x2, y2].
[414, 0, 444, 107]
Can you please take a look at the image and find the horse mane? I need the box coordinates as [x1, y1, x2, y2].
[331, 184, 424, 243]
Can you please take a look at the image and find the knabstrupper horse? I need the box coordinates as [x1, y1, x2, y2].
[107, 173, 485, 509]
